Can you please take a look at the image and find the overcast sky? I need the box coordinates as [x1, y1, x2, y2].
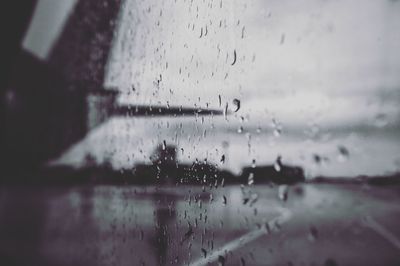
[105, 0, 400, 176]
[104, 0, 400, 129]
[23, 0, 400, 129]
[24, 0, 400, 176]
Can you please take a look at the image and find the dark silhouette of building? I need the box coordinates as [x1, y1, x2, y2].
[1, 0, 122, 175]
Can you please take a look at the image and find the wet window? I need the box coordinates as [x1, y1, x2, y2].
[1, 0, 400, 265]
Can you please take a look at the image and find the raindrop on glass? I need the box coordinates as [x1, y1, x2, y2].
[220, 154, 225, 164]
[274, 155, 282, 172]
[248, 173, 254, 185]
[278, 185, 288, 202]
[222, 195, 227, 205]
[233, 98, 241, 112]
[337, 145, 349, 162]
[231, 49, 237, 65]
[201, 248, 207, 258]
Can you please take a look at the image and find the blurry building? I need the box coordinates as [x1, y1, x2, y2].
[2, 0, 122, 174]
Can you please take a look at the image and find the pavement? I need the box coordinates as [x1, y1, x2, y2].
[0, 183, 399, 265]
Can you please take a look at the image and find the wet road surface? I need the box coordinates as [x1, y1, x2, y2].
[0, 183, 400, 265]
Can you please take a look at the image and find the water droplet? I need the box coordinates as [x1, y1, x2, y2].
[181, 223, 193, 243]
[278, 185, 288, 202]
[222, 195, 227, 205]
[337, 145, 349, 162]
[237, 126, 243, 133]
[273, 128, 281, 137]
[224, 102, 229, 119]
[274, 156, 282, 172]
[220, 154, 225, 164]
[272, 118, 282, 137]
[261, 221, 271, 234]
[313, 154, 322, 164]
[231, 49, 237, 65]
[249, 192, 258, 207]
[240, 257, 246, 266]
[241, 185, 250, 204]
[233, 98, 241, 112]
[209, 194, 214, 203]
[248, 173, 254, 185]
[201, 248, 207, 258]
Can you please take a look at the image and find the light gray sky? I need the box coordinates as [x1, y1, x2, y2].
[105, 0, 400, 130]
[26, 0, 399, 176]
[22, 0, 400, 129]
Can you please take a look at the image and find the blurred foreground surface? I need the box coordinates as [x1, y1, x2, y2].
[0, 182, 399, 266]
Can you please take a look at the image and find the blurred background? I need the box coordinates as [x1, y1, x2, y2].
[1, 0, 400, 265]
